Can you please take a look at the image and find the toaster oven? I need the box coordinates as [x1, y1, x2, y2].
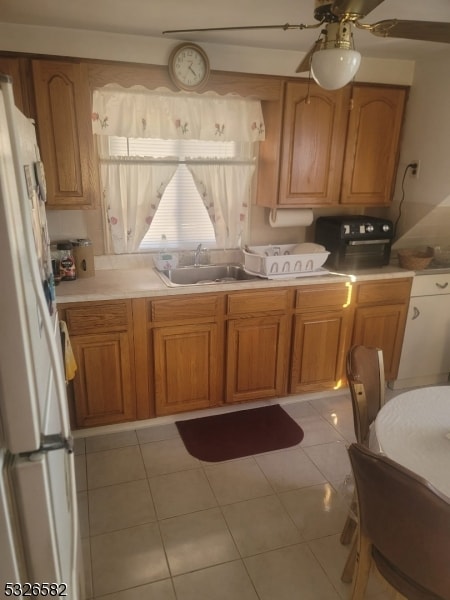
[314, 215, 394, 270]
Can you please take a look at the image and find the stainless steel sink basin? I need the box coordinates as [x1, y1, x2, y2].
[155, 264, 258, 287]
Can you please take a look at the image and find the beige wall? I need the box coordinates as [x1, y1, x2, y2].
[389, 47, 450, 250]
[390, 48, 450, 247]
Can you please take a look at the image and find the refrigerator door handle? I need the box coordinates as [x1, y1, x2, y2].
[39, 434, 74, 454]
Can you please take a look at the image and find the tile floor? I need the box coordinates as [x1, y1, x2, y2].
[75, 391, 399, 600]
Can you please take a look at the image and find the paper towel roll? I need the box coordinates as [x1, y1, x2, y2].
[269, 209, 314, 228]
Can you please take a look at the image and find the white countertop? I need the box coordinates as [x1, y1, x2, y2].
[55, 260, 414, 304]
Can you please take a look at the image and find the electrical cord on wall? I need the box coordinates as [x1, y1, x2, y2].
[393, 162, 417, 238]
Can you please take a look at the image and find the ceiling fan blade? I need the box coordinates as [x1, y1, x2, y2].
[331, 0, 385, 19]
[163, 23, 312, 35]
[296, 40, 322, 73]
[369, 19, 450, 43]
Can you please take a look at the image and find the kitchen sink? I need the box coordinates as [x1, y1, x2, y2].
[154, 263, 259, 287]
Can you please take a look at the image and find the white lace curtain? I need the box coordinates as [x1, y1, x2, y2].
[92, 86, 265, 142]
[93, 86, 265, 252]
[101, 162, 177, 253]
[187, 163, 255, 249]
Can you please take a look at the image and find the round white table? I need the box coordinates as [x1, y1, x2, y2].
[375, 386, 450, 498]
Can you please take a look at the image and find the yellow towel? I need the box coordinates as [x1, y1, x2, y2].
[59, 320, 77, 381]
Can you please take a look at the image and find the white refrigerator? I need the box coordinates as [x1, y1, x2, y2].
[0, 75, 83, 597]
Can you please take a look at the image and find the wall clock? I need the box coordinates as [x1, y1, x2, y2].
[168, 43, 210, 91]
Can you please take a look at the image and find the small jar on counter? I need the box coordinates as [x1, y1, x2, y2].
[72, 238, 95, 278]
[57, 241, 76, 281]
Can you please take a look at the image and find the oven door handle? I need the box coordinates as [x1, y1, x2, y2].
[347, 239, 391, 245]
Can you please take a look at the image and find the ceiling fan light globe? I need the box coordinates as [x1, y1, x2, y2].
[310, 48, 361, 90]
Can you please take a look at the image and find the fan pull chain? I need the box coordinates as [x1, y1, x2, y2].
[349, 84, 355, 111]
[305, 72, 312, 104]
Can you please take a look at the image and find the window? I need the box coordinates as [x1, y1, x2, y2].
[105, 137, 254, 251]
[93, 88, 265, 254]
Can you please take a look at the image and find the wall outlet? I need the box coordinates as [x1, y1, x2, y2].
[410, 160, 420, 178]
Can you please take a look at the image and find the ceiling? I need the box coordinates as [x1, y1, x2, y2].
[1, 0, 449, 60]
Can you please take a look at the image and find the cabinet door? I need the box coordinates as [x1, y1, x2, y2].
[290, 309, 349, 392]
[31, 59, 98, 209]
[71, 331, 136, 427]
[0, 57, 28, 115]
[352, 304, 408, 380]
[226, 315, 288, 403]
[278, 81, 350, 206]
[341, 85, 407, 205]
[153, 323, 221, 416]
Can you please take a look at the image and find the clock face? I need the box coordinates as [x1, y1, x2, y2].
[169, 44, 210, 91]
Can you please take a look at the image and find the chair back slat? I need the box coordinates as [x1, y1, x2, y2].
[346, 345, 384, 446]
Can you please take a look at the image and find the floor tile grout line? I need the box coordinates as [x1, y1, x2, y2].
[306, 536, 349, 600]
[80, 397, 359, 599]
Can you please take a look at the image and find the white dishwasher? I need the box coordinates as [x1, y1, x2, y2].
[390, 271, 450, 389]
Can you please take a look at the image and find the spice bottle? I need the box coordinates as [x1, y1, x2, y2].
[57, 241, 76, 281]
[50, 245, 62, 285]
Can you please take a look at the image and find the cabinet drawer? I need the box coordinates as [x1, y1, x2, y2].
[151, 295, 220, 322]
[227, 289, 289, 315]
[65, 301, 130, 335]
[411, 273, 450, 297]
[295, 284, 350, 310]
[355, 279, 412, 305]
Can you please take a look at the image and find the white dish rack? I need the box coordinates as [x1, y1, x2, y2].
[243, 244, 329, 279]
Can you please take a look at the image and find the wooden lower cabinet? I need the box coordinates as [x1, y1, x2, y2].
[290, 309, 350, 392]
[61, 276, 412, 426]
[225, 289, 290, 403]
[70, 331, 135, 427]
[352, 279, 412, 380]
[147, 294, 223, 417]
[226, 315, 288, 403]
[153, 322, 221, 415]
[60, 300, 136, 428]
[290, 283, 352, 393]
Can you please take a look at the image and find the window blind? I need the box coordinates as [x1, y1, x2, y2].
[106, 136, 254, 250]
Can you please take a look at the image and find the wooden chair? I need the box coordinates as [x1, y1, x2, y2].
[348, 443, 450, 600]
[340, 345, 385, 583]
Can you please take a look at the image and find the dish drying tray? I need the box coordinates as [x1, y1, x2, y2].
[243, 244, 329, 279]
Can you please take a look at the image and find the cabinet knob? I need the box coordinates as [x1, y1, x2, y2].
[435, 282, 449, 289]
[412, 306, 420, 320]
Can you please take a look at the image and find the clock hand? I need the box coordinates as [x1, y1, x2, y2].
[189, 65, 197, 76]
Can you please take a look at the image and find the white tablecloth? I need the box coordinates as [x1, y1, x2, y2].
[375, 386, 450, 498]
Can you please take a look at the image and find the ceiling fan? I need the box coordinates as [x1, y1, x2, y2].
[163, 0, 450, 89]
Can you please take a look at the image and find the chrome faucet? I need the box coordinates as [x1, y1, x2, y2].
[194, 243, 203, 266]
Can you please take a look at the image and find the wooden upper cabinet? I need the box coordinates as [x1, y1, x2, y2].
[256, 81, 407, 208]
[0, 57, 29, 115]
[278, 81, 350, 206]
[341, 85, 407, 206]
[31, 59, 98, 209]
